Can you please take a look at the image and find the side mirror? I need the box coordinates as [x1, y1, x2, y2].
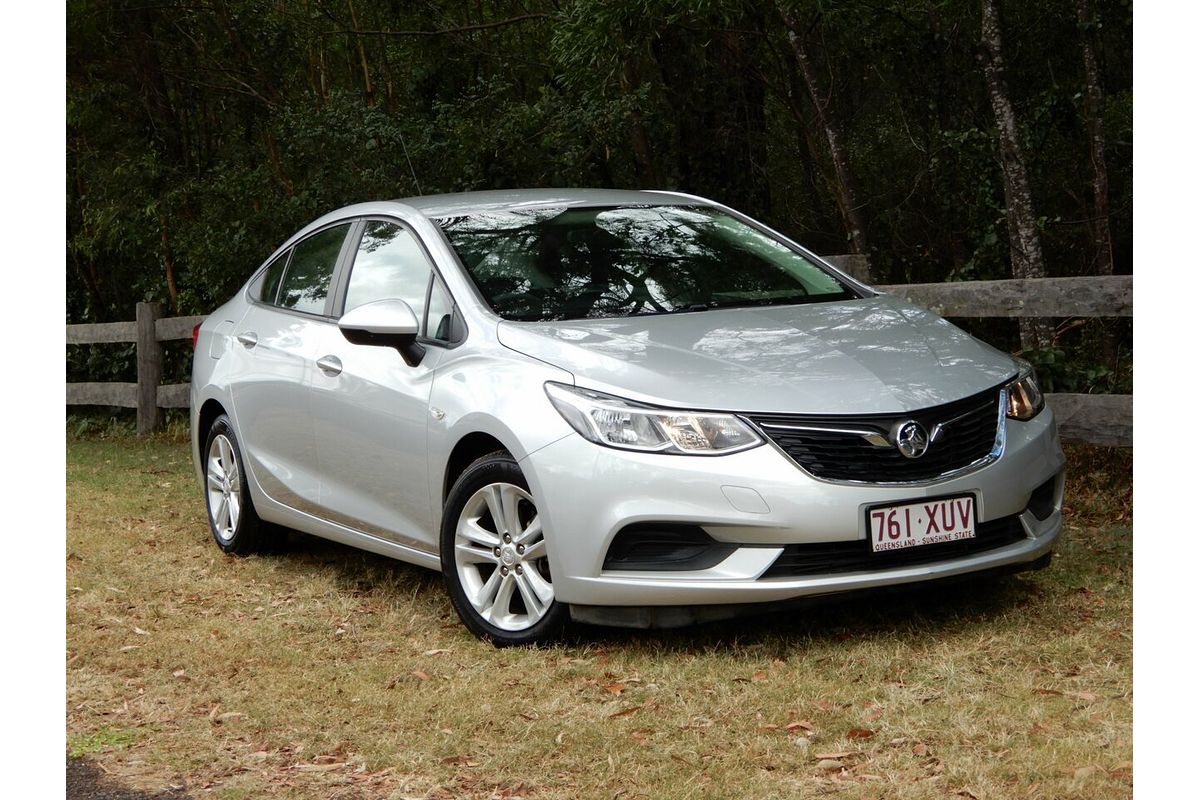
[338, 299, 425, 366]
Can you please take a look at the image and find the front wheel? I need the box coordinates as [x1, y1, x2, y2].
[440, 451, 567, 646]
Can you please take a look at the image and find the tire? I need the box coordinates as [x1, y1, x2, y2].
[440, 451, 567, 646]
[203, 414, 268, 555]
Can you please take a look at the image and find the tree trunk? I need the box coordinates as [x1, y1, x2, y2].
[620, 61, 660, 187]
[979, 0, 1053, 350]
[1075, 0, 1114, 277]
[159, 214, 180, 312]
[347, 0, 375, 106]
[779, 6, 870, 260]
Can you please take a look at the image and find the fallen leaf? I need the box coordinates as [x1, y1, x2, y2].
[423, 648, 450, 656]
[609, 707, 639, 719]
[294, 762, 346, 772]
[955, 789, 979, 799]
[172, 669, 190, 681]
[440, 755, 478, 767]
[863, 705, 885, 722]
[752, 670, 768, 681]
[412, 670, 431, 681]
[1065, 690, 1099, 702]
[786, 720, 815, 732]
[216, 712, 245, 722]
[912, 743, 929, 756]
[816, 759, 843, 771]
[814, 700, 837, 711]
[603, 683, 627, 695]
[814, 751, 853, 760]
[133, 627, 150, 636]
[847, 728, 875, 740]
[1032, 688, 1063, 696]
[118, 645, 140, 653]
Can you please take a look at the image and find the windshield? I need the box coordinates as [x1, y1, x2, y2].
[435, 205, 859, 321]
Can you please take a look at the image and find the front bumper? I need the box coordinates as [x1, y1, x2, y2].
[520, 408, 1064, 608]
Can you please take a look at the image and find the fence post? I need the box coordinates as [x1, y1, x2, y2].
[136, 301, 163, 434]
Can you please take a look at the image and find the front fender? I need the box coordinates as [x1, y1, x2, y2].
[426, 345, 576, 533]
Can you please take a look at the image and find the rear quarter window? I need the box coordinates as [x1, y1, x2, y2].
[256, 251, 289, 304]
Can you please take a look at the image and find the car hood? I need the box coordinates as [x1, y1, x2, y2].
[496, 295, 1018, 415]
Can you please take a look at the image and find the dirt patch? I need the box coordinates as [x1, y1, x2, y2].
[67, 757, 192, 800]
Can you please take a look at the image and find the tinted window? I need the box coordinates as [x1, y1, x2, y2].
[436, 205, 857, 321]
[279, 224, 350, 314]
[426, 276, 454, 342]
[344, 222, 433, 320]
[259, 251, 289, 304]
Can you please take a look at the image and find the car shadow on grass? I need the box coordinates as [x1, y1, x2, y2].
[574, 573, 1048, 655]
[253, 526, 1055, 653]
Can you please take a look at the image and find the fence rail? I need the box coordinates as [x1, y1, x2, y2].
[67, 278, 1133, 445]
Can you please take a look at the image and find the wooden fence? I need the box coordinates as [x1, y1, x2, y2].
[67, 276, 1133, 445]
[66, 303, 206, 434]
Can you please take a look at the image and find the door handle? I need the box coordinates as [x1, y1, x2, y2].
[236, 332, 258, 349]
[316, 355, 343, 376]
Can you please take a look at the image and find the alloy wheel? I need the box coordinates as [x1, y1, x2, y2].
[206, 433, 242, 542]
[453, 482, 553, 631]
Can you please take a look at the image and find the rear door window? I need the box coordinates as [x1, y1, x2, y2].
[278, 224, 351, 315]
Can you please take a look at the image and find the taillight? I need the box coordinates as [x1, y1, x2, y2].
[191, 323, 201, 350]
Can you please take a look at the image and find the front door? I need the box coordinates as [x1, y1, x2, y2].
[307, 219, 449, 551]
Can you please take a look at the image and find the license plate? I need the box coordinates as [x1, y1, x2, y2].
[868, 496, 975, 553]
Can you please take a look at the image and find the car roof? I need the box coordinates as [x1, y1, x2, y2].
[395, 188, 705, 218]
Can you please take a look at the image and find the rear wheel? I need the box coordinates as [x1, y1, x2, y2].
[440, 451, 566, 645]
[204, 415, 267, 555]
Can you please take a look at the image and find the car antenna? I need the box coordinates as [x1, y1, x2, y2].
[398, 128, 423, 195]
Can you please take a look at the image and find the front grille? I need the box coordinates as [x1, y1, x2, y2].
[747, 385, 1003, 483]
[759, 514, 1027, 579]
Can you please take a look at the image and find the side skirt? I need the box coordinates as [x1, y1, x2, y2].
[255, 492, 441, 571]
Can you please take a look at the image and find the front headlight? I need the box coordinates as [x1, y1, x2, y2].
[544, 382, 763, 455]
[1006, 360, 1045, 421]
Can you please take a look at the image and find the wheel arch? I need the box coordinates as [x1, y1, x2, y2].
[196, 398, 228, 464]
[442, 431, 510, 502]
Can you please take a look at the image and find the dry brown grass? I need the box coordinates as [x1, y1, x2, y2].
[66, 434, 1131, 799]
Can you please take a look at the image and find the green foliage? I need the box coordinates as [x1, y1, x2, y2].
[1022, 331, 1131, 395]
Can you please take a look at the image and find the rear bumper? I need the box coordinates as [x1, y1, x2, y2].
[520, 408, 1065, 608]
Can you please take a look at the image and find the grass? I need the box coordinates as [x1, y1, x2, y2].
[66, 432, 1132, 799]
[67, 726, 142, 759]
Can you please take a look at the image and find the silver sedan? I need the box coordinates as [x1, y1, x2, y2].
[191, 189, 1064, 645]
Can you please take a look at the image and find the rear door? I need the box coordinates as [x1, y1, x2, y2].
[307, 219, 457, 551]
[229, 223, 354, 512]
